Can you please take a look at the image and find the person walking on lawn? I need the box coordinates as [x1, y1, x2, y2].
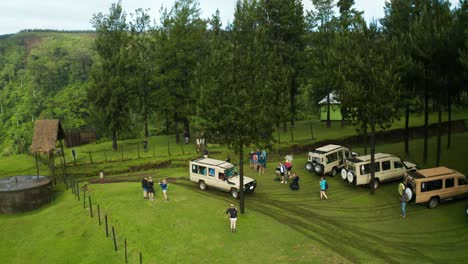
[226, 204, 238, 232]
[141, 177, 148, 199]
[320, 176, 328, 200]
[400, 184, 409, 218]
[147, 177, 155, 200]
[159, 179, 169, 201]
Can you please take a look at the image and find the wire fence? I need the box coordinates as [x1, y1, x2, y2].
[63, 176, 145, 264]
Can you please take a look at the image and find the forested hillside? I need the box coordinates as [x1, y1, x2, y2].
[0, 32, 97, 154]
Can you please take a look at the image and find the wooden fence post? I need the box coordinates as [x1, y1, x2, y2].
[139, 252, 142, 264]
[124, 238, 128, 263]
[83, 189, 86, 208]
[105, 214, 109, 237]
[112, 226, 117, 251]
[89, 196, 93, 218]
[88, 150, 93, 164]
[98, 204, 101, 225]
[76, 182, 80, 201]
[137, 144, 140, 159]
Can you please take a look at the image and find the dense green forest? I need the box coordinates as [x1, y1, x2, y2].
[0, 0, 467, 157]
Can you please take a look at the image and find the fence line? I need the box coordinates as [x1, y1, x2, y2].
[70, 182, 145, 263]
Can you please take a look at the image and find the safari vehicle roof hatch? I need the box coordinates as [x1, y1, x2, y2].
[192, 158, 233, 170]
[409, 166, 458, 179]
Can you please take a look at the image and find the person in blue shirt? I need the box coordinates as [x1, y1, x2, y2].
[320, 176, 328, 200]
[159, 179, 169, 201]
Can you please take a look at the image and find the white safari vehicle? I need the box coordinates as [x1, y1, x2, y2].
[189, 158, 257, 199]
[305, 144, 357, 176]
[341, 153, 417, 189]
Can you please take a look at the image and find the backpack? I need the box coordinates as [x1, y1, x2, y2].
[325, 181, 329, 190]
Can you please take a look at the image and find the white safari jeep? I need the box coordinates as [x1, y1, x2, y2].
[341, 153, 417, 189]
[189, 158, 257, 199]
[305, 144, 357, 176]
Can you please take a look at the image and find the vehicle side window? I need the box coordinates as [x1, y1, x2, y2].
[382, 161, 391, 171]
[192, 164, 198, 173]
[345, 151, 350, 158]
[421, 179, 442, 192]
[218, 173, 225, 180]
[208, 168, 215, 177]
[326, 152, 338, 164]
[458, 177, 467, 186]
[199, 166, 207, 175]
[445, 178, 454, 188]
[360, 162, 381, 175]
[394, 161, 403, 169]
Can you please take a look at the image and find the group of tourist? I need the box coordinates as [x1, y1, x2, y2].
[273, 155, 329, 199]
[249, 149, 267, 175]
[141, 177, 169, 201]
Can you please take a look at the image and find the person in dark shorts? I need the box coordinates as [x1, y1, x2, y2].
[147, 177, 155, 200]
[290, 173, 300, 190]
[141, 177, 148, 199]
[225, 204, 238, 232]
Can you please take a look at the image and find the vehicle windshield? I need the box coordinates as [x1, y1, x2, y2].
[225, 167, 238, 178]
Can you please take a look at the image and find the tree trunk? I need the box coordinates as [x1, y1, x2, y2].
[283, 120, 287, 133]
[174, 113, 180, 144]
[326, 93, 331, 128]
[144, 94, 148, 138]
[112, 130, 118, 151]
[436, 105, 442, 167]
[369, 117, 376, 195]
[404, 104, 410, 154]
[447, 91, 451, 149]
[184, 118, 190, 139]
[423, 85, 428, 164]
[363, 123, 368, 155]
[290, 77, 296, 128]
[239, 141, 244, 214]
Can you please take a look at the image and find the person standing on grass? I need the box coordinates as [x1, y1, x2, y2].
[147, 177, 155, 200]
[225, 204, 238, 232]
[99, 171, 104, 184]
[400, 184, 409, 218]
[141, 177, 148, 199]
[320, 176, 328, 200]
[159, 179, 169, 201]
[258, 152, 266, 175]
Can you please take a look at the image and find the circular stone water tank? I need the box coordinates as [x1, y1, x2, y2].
[0, 176, 53, 214]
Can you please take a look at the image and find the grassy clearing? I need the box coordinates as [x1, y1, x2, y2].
[0, 186, 122, 264]
[1, 133, 467, 263]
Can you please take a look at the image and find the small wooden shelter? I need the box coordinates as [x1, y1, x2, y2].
[30, 120, 67, 180]
[319, 92, 342, 121]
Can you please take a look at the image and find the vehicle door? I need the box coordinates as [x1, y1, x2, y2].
[326, 152, 339, 172]
[455, 176, 468, 197]
[206, 166, 218, 189]
[338, 150, 344, 168]
[442, 177, 455, 199]
[379, 159, 392, 181]
[392, 159, 406, 178]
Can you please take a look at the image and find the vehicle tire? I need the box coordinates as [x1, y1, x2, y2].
[331, 167, 337, 177]
[341, 169, 348, 181]
[305, 162, 313, 172]
[347, 171, 355, 184]
[231, 188, 240, 199]
[428, 197, 440, 209]
[199, 181, 207, 191]
[314, 164, 324, 175]
[372, 178, 380, 190]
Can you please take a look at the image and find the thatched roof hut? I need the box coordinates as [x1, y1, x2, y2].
[30, 120, 65, 154]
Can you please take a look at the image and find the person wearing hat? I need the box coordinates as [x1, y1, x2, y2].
[225, 204, 238, 232]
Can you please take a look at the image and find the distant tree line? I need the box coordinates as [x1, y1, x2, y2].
[0, 0, 467, 173]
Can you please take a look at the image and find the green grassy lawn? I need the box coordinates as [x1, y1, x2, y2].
[1, 133, 467, 263]
[0, 186, 122, 264]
